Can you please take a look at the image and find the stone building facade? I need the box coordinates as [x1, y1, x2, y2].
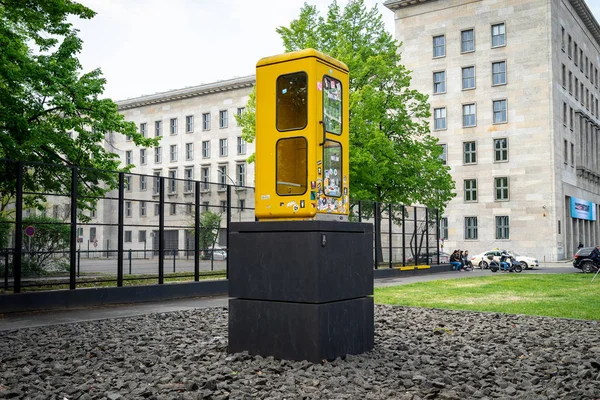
[385, 0, 600, 261]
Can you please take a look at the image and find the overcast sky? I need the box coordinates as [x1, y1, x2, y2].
[72, 0, 600, 102]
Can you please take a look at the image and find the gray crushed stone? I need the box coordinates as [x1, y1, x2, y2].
[0, 305, 599, 399]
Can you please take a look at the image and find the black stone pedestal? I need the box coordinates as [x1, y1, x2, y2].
[228, 221, 374, 363]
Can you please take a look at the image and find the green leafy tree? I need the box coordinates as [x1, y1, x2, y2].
[234, 87, 257, 164]
[188, 210, 222, 257]
[0, 0, 158, 217]
[20, 215, 71, 276]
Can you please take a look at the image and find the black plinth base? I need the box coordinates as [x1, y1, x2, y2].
[228, 297, 374, 363]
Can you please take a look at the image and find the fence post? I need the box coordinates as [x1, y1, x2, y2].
[4, 251, 8, 291]
[401, 205, 406, 266]
[69, 166, 78, 290]
[425, 208, 430, 264]
[106, 239, 109, 258]
[194, 181, 200, 281]
[158, 176, 165, 284]
[436, 209, 440, 265]
[388, 203, 393, 268]
[226, 184, 231, 279]
[173, 249, 176, 273]
[373, 202, 380, 269]
[358, 200, 362, 223]
[77, 249, 81, 278]
[413, 207, 418, 267]
[14, 161, 23, 293]
[117, 172, 124, 287]
[128, 249, 132, 275]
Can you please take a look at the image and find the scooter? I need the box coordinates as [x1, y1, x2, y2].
[489, 255, 522, 273]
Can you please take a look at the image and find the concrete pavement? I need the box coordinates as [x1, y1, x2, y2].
[0, 262, 578, 332]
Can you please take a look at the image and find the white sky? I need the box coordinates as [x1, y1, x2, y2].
[72, 0, 600, 102]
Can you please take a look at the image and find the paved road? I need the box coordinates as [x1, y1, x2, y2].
[0, 262, 582, 332]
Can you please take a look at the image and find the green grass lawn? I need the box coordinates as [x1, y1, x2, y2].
[374, 274, 600, 320]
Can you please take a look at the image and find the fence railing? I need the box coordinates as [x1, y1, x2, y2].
[0, 159, 441, 293]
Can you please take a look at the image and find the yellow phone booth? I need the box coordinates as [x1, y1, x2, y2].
[254, 49, 350, 221]
[228, 49, 373, 363]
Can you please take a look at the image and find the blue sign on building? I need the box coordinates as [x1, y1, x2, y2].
[570, 197, 597, 221]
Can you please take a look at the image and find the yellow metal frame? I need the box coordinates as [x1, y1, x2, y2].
[254, 49, 350, 221]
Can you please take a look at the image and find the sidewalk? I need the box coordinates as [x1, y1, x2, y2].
[0, 262, 576, 332]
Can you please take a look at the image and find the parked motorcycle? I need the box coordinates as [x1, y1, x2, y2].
[488, 255, 522, 273]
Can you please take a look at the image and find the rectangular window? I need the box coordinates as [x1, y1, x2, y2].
[492, 61, 506, 85]
[219, 138, 228, 157]
[580, 50, 584, 72]
[495, 216, 509, 239]
[140, 149, 146, 165]
[90, 227, 97, 241]
[564, 139, 568, 165]
[462, 66, 475, 90]
[125, 231, 132, 243]
[433, 71, 446, 94]
[465, 217, 478, 240]
[575, 77, 579, 100]
[562, 64, 566, 88]
[237, 107, 245, 117]
[568, 34, 572, 58]
[140, 175, 147, 191]
[571, 143, 575, 167]
[239, 199, 246, 211]
[154, 203, 160, 216]
[219, 110, 228, 128]
[493, 99, 507, 124]
[463, 141, 477, 164]
[276, 137, 308, 196]
[237, 163, 246, 186]
[155, 147, 162, 163]
[494, 138, 508, 162]
[125, 175, 132, 191]
[218, 165, 227, 190]
[574, 42, 578, 66]
[439, 144, 447, 165]
[153, 171, 161, 194]
[202, 113, 210, 130]
[170, 118, 177, 135]
[155, 120, 162, 137]
[140, 201, 147, 217]
[91, 209, 96, 219]
[277, 72, 308, 131]
[184, 168, 193, 192]
[140, 123, 147, 138]
[563, 102, 567, 126]
[561, 26, 565, 51]
[185, 143, 193, 160]
[170, 145, 177, 162]
[168, 170, 177, 193]
[434, 107, 446, 130]
[201, 167, 210, 191]
[464, 179, 477, 202]
[494, 177, 509, 201]
[139, 230, 146, 242]
[433, 35, 445, 57]
[125, 150, 132, 165]
[491, 23, 505, 47]
[221, 200, 227, 212]
[462, 103, 476, 127]
[440, 217, 448, 240]
[202, 140, 210, 158]
[125, 201, 132, 217]
[185, 115, 194, 133]
[461, 29, 475, 52]
[170, 203, 176, 215]
[237, 136, 246, 154]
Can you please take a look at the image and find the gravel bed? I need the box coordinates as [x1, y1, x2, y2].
[1, 305, 599, 399]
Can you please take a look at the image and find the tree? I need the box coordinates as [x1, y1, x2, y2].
[234, 86, 256, 164]
[20, 215, 71, 276]
[0, 0, 158, 218]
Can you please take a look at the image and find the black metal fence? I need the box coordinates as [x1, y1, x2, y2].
[0, 159, 440, 294]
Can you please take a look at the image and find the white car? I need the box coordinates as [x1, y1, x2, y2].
[471, 249, 539, 269]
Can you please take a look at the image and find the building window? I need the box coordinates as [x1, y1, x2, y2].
[434, 107, 446, 130]
[440, 217, 448, 240]
[237, 163, 246, 186]
[563, 102, 567, 126]
[170, 118, 177, 135]
[124, 175, 132, 191]
[155, 120, 162, 137]
[139, 230, 146, 242]
[461, 29, 475, 53]
[462, 103, 476, 127]
[571, 143, 575, 167]
[493, 99, 507, 124]
[91, 209, 96, 219]
[219, 110, 228, 128]
[221, 200, 227, 212]
[569, 70, 572, 93]
[494, 177, 509, 201]
[219, 138, 228, 157]
[465, 217, 478, 240]
[202, 113, 210, 130]
[495, 216, 509, 239]
[89, 227, 96, 241]
[237, 136, 246, 154]
[492, 61, 506, 85]
[464, 179, 477, 202]
[237, 107, 245, 118]
[186, 115, 194, 133]
[125, 201, 132, 217]
[185, 143, 193, 160]
[125, 150, 132, 165]
[433, 35, 445, 57]
[218, 165, 227, 189]
[494, 138, 508, 162]
[561, 26, 565, 51]
[439, 144, 447, 165]
[168, 170, 177, 193]
[169, 145, 177, 162]
[184, 168, 193, 192]
[564, 139, 568, 165]
[140, 123, 147, 138]
[463, 141, 476, 164]
[239, 199, 246, 211]
[201, 167, 210, 191]
[155, 147, 162, 163]
[202, 140, 210, 158]
[574, 42, 578, 66]
[491, 23, 505, 47]
[140, 201, 147, 217]
[568, 34, 572, 58]
[140, 149, 146, 165]
[433, 71, 446, 94]
[125, 231, 132, 243]
[575, 77, 579, 99]
[154, 203, 160, 216]
[462, 66, 475, 90]
[153, 171, 161, 194]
